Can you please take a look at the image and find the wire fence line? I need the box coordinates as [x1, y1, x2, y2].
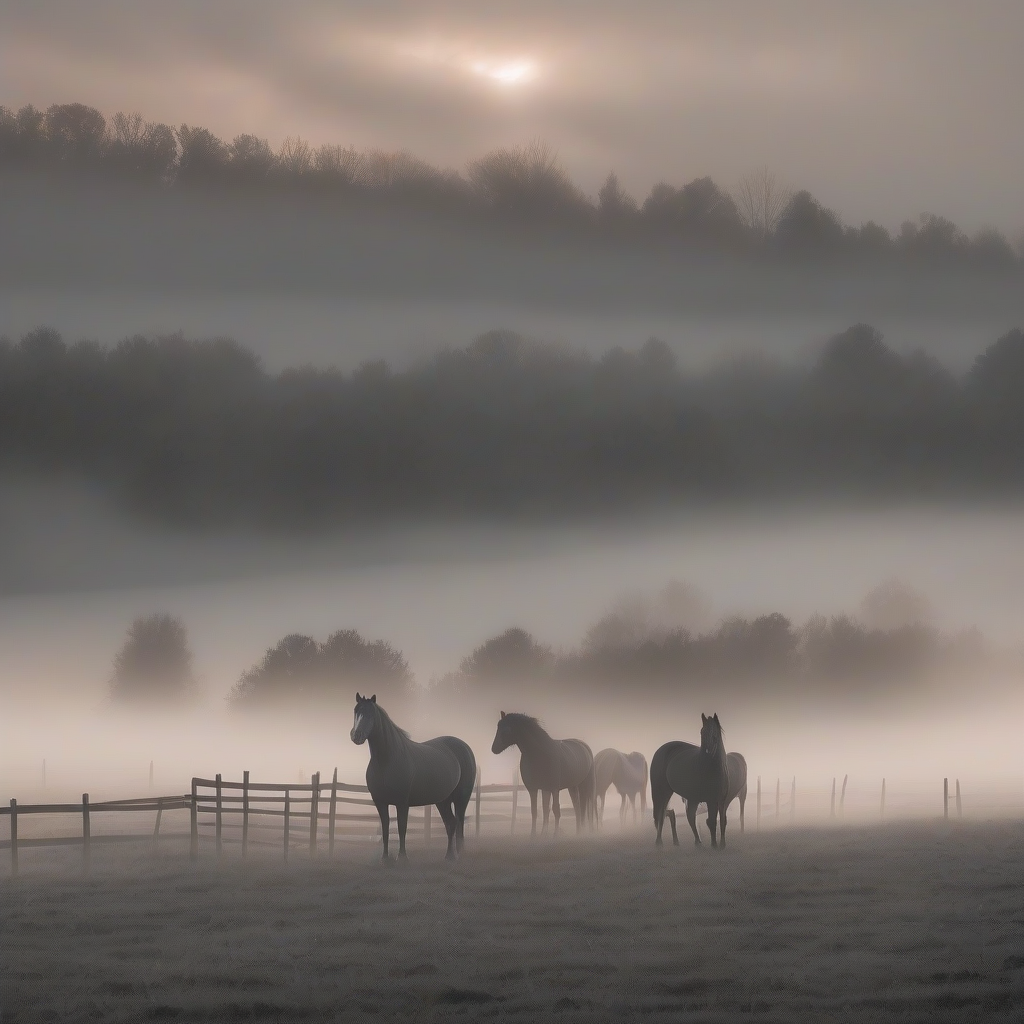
[2, 769, 1021, 876]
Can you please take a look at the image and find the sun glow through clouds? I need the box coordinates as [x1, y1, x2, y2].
[469, 59, 537, 86]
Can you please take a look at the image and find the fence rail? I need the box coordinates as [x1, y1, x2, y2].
[2, 769, 1017, 876]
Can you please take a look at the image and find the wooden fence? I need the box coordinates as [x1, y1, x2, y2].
[189, 769, 526, 861]
[0, 794, 191, 876]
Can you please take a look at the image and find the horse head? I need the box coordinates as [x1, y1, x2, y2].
[700, 713, 724, 758]
[491, 711, 514, 754]
[350, 692, 378, 745]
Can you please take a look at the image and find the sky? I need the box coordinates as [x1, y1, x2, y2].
[2, 0, 1023, 232]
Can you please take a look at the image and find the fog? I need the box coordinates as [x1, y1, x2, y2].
[2, 479, 1023, 822]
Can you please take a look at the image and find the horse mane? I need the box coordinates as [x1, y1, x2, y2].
[502, 713, 549, 738]
[369, 701, 411, 741]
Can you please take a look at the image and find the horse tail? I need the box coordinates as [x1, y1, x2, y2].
[641, 755, 649, 813]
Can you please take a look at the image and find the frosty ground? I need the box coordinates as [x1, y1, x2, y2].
[3, 820, 1024, 1023]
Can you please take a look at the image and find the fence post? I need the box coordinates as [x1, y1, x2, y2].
[790, 777, 796, 821]
[943, 777, 948, 820]
[215, 773, 223, 859]
[475, 769, 482, 837]
[283, 788, 290, 862]
[190, 778, 198, 861]
[10, 799, 17, 876]
[955, 778, 962, 818]
[242, 770, 250, 860]
[840, 774, 848, 815]
[82, 793, 91, 873]
[309, 772, 320, 859]
[328, 768, 338, 858]
[153, 797, 163, 843]
[756, 776, 761, 830]
[880, 778, 886, 818]
[511, 769, 519, 836]
[775, 778, 780, 821]
[830, 777, 836, 818]
[149, 760, 154, 789]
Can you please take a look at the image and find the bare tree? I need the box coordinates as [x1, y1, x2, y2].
[737, 166, 791, 242]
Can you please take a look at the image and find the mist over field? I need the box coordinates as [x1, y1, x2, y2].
[4, 5, 1024, 1020]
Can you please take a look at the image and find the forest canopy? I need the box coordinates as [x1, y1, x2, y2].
[2, 324, 1024, 528]
[1, 100, 1020, 269]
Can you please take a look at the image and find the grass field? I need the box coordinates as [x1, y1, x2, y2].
[3, 819, 1024, 1022]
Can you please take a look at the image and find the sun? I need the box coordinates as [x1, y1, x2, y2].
[468, 59, 537, 87]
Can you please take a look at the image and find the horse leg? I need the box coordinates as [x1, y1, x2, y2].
[706, 800, 718, 848]
[529, 788, 539, 838]
[719, 802, 728, 850]
[436, 801, 458, 861]
[552, 790, 562, 836]
[542, 790, 552, 833]
[375, 800, 391, 862]
[397, 804, 410, 859]
[739, 785, 747, 833]
[668, 808, 679, 846]
[630, 793, 638, 824]
[653, 792, 669, 846]
[568, 786, 582, 834]
[619, 792, 627, 826]
[686, 800, 702, 846]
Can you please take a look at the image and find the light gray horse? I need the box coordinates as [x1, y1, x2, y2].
[594, 748, 649, 825]
[350, 693, 476, 861]
[491, 712, 597, 836]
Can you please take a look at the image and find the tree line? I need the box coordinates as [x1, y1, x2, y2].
[3, 323, 1024, 527]
[1, 101, 1019, 270]
[106, 581, 998, 710]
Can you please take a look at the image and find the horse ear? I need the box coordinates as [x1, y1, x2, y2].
[714, 713, 719, 722]
[355, 691, 361, 701]
[370, 694, 376, 703]
[702, 713, 707, 723]
[500, 711, 506, 718]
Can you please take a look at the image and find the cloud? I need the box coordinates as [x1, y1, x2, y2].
[2, 0, 1023, 229]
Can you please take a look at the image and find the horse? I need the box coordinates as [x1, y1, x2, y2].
[491, 712, 596, 836]
[594, 748, 649, 825]
[350, 693, 476, 861]
[651, 713, 736, 849]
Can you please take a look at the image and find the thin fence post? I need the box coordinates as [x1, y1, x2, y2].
[10, 799, 17, 876]
[283, 788, 290, 862]
[149, 761, 154, 789]
[956, 778, 962, 818]
[511, 769, 519, 836]
[475, 769, 482, 837]
[880, 778, 886, 818]
[153, 797, 163, 843]
[830, 777, 836, 818]
[790, 777, 796, 821]
[242, 770, 250, 860]
[328, 768, 338, 859]
[943, 777, 949, 820]
[215, 773, 223, 859]
[840, 774, 848, 815]
[309, 772, 320, 859]
[756, 776, 761, 830]
[82, 793, 91, 873]
[190, 778, 198, 861]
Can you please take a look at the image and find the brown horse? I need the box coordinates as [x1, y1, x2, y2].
[491, 713, 597, 836]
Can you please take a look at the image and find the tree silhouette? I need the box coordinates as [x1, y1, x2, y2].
[109, 614, 196, 705]
[737, 166, 791, 243]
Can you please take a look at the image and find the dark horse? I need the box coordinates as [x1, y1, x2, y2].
[594, 748, 649, 824]
[350, 693, 476, 861]
[491, 713, 596, 836]
[651, 713, 742, 849]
